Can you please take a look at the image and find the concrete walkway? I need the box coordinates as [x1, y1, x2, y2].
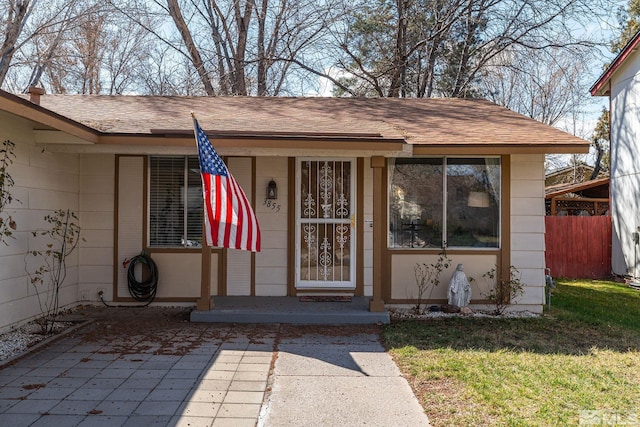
[0, 307, 429, 427]
[259, 325, 430, 426]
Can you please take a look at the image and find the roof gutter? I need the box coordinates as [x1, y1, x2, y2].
[96, 133, 409, 154]
[413, 143, 589, 155]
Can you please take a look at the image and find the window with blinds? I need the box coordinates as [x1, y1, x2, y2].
[149, 156, 203, 248]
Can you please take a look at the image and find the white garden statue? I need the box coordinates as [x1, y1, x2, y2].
[448, 264, 472, 307]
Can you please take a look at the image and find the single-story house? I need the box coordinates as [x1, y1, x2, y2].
[591, 29, 640, 276]
[0, 88, 589, 330]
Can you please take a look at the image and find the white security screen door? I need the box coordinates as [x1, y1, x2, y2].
[296, 159, 356, 289]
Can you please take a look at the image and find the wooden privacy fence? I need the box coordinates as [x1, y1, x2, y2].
[544, 216, 612, 279]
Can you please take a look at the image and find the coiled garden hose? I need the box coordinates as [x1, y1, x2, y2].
[124, 251, 158, 304]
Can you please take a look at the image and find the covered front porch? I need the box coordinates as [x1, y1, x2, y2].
[190, 296, 390, 324]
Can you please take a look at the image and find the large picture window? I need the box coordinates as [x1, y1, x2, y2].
[388, 157, 500, 249]
[149, 156, 203, 248]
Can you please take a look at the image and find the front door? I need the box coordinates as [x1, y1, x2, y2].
[296, 159, 355, 289]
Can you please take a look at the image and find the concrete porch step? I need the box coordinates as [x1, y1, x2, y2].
[190, 296, 390, 324]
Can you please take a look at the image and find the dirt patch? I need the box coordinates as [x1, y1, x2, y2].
[409, 377, 496, 427]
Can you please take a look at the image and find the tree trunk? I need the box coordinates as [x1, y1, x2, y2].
[421, 41, 439, 98]
[232, 0, 254, 95]
[256, 0, 269, 96]
[204, 1, 232, 95]
[167, 0, 215, 95]
[388, 0, 408, 97]
[591, 141, 604, 180]
[23, 17, 67, 92]
[0, 0, 34, 87]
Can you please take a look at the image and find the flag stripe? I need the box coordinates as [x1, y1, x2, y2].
[202, 175, 215, 247]
[222, 178, 233, 247]
[234, 178, 250, 250]
[232, 178, 247, 248]
[194, 117, 260, 252]
[214, 177, 223, 246]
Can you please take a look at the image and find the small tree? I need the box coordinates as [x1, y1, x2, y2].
[590, 108, 610, 179]
[480, 265, 525, 315]
[413, 252, 452, 314]
[26, 209, 82, 334]
[0, 139, 18, 244]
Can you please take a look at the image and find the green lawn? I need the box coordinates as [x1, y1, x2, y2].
[382, 279, 640, 426]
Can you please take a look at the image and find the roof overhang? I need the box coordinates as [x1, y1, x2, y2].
[37, 132, 412, 157]
[0, 90, 99, 143]
[591, 30, 640, 97]
[100, 133, 410, 156]
[545, 177, 610, 199]
[413, 143, 589, 155]
[35, 134, 589, 156]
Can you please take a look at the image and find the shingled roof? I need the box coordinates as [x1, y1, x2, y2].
[0, 89, 589, 153]
[23, 94, 587, 149]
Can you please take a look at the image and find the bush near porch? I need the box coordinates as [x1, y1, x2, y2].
[382, 279, 640, 426]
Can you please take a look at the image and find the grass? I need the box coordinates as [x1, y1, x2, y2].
[382, 279, 640, 426]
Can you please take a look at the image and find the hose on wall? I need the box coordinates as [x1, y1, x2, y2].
[125, 251, 158, 305]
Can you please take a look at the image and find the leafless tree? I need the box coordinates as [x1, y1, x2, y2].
[165, 0, 217, 94]
[0, 0, 91, 90]
[0, 0, 159, 94]
[0, 0, 620, 101]
[111, 0, 347, 96]
[482, 46, 597, 174]
[138, 45, 205, 95]
[59, 6, 154, 94]
[0, 0, 36, 86]
[22, 3, 77, 92]
[332, 0, 617, 98]
[103, 18, 155, 94]
[22, 0, 135, 93]
[483, 47, 592, 126]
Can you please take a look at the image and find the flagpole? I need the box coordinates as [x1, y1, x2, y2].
[193, 112, 213, 310]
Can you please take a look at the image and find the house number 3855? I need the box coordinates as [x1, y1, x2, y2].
[263, 199, 281, 212]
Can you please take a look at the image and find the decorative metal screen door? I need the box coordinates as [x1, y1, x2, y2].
[296, 159, 355, 289]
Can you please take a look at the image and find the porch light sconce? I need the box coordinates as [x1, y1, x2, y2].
[267, 179, 277, 199]
[468, 191, 490, 208]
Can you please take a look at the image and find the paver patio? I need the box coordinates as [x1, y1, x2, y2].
[0, 307, 429, 427]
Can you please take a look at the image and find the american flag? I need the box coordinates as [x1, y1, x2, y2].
[193, 117, 261, 252]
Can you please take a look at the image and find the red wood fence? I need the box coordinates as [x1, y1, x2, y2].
[544, 216, 612, 279]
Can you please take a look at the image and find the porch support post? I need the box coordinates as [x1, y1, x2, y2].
[197, 245, 213, 310]
[370, 156, 386, 312]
